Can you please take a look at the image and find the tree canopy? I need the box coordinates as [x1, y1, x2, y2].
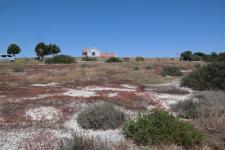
[180, 51, 192, 61]
[7, 44, 21, 57]
[48, 44, 61, 56]
[35, 42, 61, 61]
[35, 42, 48, 60]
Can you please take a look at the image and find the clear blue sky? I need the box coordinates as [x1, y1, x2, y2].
[0, 0, 225, 57]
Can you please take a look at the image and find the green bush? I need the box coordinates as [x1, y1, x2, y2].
[45, 55, 75, 64]
[191, 55, 203, 61]
[77, 102, 125, 130]
[161, 66, 183, 77]
[133, 66, 140, 71]
[217, 52, 225, 61]
[123, 110, 202, 146]
[181, 62, 225, 90]
[105, 57, 122, 63]
[136, 57, 145, 61]
[82, 57, 97, 61]
[145, 65, 153, 70]
[12, 65, 24, 72]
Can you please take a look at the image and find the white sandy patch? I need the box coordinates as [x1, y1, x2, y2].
[83, 86, 136, 92]
[0, 117, 4, 122]
[181, 69, 192, 73]
[25, 94, 56, 100]
[0, 95, 6, 99]
[120, 84, 137, 89]
[64, 114, 125, 143]
[145, 79, 194, 109]
[108, 92, 118, 97]
[26, 107, 61, 121]
[0, 129, 73, 150]
[153, 93, 192, 109]
[32, 83, 58, 87]
[63, 89, 97, 97]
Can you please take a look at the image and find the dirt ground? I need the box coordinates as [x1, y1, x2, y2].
[0, 61, 196, 149]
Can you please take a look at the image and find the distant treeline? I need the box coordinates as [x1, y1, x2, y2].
[180, 51, 225, 62]
[3, 42, 61, 61]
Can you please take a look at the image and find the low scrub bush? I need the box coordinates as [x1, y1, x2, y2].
[149, 86, 190, 95]
[77, 102, 125, 130]
[145, 65, 153, 70]
[172, 99, 200, 119]
[136, 57, 145, 61]
[191, 55, 203, 61]
[123, 109, 202, 147]
[82, 57, 97, 61]
[133, 66, 140, 71]
[181, 62, 225, 90]
[161, 66, 183, 76]
[105, 57, 122, 63]
[12, 65, 24, 72]
[45, 55, 75, 64]
[60, 133, 111, 150]
[172, 91, 225, 149]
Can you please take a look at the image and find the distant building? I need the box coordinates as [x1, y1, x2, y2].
[82, 48, 101, 57]
[82, 48, 117, 58]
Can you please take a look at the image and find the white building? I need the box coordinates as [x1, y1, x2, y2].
[82, 48, 101, 57]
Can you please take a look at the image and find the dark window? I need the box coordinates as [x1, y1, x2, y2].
[2, 55, 6, 58]
[92, 52, 96, 56]
[7, 55, 12, 57]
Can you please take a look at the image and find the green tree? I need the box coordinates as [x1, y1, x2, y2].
[35, 42, 47, 61]
[217, 52, 225, 61]
[194, 52, 205, 57]
[211, 52, 218, 57]
[191, 55, 202, 61]
[180, 51, 192, 61]
[7, 44, 21, 58]
[48, 44, 61, 56]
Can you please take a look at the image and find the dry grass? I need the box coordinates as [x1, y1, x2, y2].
[26, 60, 191, 85]
[17, 62, 167, 85]
[0, 59, 197, 85]
[172, 91, 225, 149]
[64, 133, 112, 150]
[147, 85, 190, 95]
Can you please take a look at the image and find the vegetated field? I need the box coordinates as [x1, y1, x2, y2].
[0, 58, 222, 149]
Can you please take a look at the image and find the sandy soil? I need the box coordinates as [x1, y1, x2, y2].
[0, 75, 194, 149]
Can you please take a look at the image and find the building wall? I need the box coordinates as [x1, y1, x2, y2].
[82, 48, 116, 58]
[82, 48, 101, 57]
[88, 48, 101, 57]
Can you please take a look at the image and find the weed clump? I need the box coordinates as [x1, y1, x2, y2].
[105, 57, 122, 63]
[181, 62, 225, 90]
[82, 57, 97, 61]
[136, 57, 145, 61]
[12, 65, 24, 72]
[133, 66, 140, 71]
[123, 109, 203, 146]
[45, 55, 75, 64]
[77, 102, 125, 130]
[161, 66, 183, 77]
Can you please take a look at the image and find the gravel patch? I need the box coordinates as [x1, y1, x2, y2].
[63, 89, 97, 97]
[83, 86, 136, 92]
[25, 107, 61, 121]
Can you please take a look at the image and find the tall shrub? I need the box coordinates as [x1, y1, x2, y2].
[181, 62, 225, 90]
